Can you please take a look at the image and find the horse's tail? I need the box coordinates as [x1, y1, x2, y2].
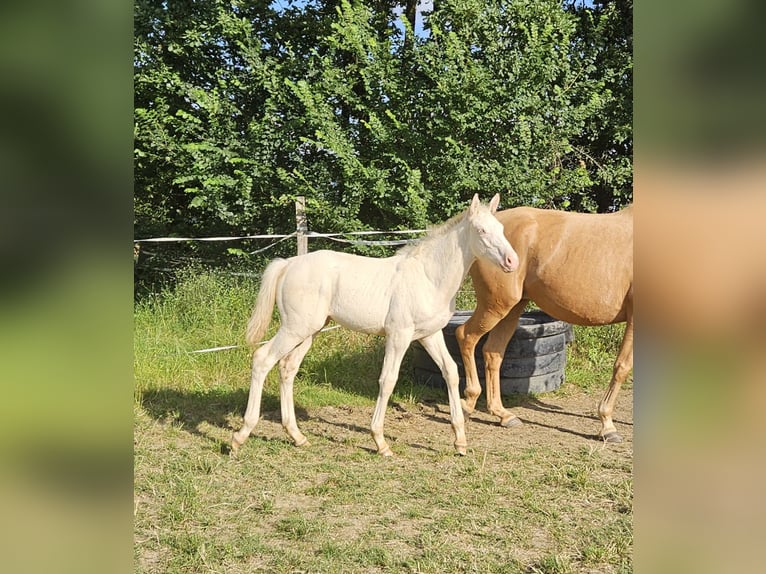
[246, 258, 290, 347]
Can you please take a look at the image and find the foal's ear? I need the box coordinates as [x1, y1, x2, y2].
[489, 194, 500, 214]
[469, 193, 480, 215]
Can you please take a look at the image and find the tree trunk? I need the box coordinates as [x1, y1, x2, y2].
[404, 0, 417, 52]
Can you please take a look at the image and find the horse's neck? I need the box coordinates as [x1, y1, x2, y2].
[415, 222, 473, 297]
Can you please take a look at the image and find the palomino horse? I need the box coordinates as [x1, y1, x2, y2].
[455, 205, 633, 442]
[231, 194, 519, 456]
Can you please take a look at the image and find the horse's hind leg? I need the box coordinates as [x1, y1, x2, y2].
[419, 330, 467, 455]
[231, 330, 305, 454]
[482, 303, 526, 427]
[598, 316, 634, 443]
[278, 336, 314, 447]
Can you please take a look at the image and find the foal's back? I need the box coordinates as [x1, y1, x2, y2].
[277, 250, 402, 335]
[278, 248, 459, 337]
[472, 206, 633, 326]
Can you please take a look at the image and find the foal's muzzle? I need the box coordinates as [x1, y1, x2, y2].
[500, 251, 519, 273]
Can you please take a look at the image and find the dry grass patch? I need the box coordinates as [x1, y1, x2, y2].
[135, 271, 632, 573]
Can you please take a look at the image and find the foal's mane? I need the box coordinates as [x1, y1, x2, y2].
[397, 210, 468, 258]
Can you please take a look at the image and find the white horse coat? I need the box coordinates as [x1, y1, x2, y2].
[232, 194, 518, 456]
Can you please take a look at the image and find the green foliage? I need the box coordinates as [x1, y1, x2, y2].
[568, 0, 633, 211]
[416, 0, 605, 210]
[135, 0, 632, 252]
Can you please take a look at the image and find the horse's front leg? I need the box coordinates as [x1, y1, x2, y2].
[598, 317, 633, 442]
[455, 311, 493, 417]
[482, 305, 526, 428]
[419, 330, 467, 455]
[370, 330, 413, 456]
[455, 303, 516, 420]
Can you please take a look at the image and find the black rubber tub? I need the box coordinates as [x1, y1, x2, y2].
[412, 310, 574, 394]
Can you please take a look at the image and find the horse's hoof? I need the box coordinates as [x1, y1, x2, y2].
[293, 437, 310, 447]
[500, 416, 523, 428]
[602, 431, 623, 443]
[455, 445, 467, 456]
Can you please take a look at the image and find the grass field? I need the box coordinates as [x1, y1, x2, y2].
[134, 270, 632, 573]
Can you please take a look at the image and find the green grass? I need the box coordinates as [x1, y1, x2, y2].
[135, 269, 632, 574]
[134, 268, 453, 419]
[135, 270, 627, 409]
[566, 322, 627, 391]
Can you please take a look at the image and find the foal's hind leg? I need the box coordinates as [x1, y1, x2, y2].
[598, 317, 633, 443]
[482, 303, 526, 427]
[419, 330, 467, 455]
[231, 330, 306, 453]
[278, 336, 314, 447]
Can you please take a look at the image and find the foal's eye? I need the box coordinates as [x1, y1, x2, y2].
[478, 227, 487, 235]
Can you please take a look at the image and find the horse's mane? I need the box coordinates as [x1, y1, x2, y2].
[397, 210, 467, 258]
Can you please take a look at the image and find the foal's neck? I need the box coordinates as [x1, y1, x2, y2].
[416, 220, 474, 298]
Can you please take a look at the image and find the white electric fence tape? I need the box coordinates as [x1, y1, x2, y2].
[137, 228, 427, 354]
[189, 324, 342, 354]
[134, 229, 426, 244]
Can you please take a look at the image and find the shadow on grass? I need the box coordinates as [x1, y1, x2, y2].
[519, 414, 633, 442]
[522, 394, 633, 430]
[300, 342, 450, 405]
[140, 343, 628, 453]
[311, 408, 445, 455]
[438, 392, 633, 443]
[138, 343, 443, 454]
[139, 386, 301, 453]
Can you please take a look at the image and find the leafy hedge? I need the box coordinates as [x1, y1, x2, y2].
[135, 0, 632, 241]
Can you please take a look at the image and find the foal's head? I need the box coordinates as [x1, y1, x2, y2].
[466, 194, 519, 273]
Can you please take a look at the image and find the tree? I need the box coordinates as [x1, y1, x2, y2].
[413, 0, 610, 211]
[567, 0, 633, 211]
[134, 0, 632, 253]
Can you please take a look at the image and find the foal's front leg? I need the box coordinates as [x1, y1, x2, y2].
[370, 330, 412, 456]
[419, 330, 467, 455]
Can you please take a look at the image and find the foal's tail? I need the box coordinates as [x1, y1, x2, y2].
[246, 258, 290, 347]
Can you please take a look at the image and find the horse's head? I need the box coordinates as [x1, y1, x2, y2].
[467, 194, 519, 273]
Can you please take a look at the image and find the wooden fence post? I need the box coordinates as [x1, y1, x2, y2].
[295, 195, 308, 256]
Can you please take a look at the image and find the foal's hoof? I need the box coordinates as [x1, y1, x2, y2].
[229, 443, 240, 458]
[455, 445, 467, 456]
[602, 431, 623, 443]
[378, 446, 394, 457]
[293, 436, 310, 447]
[500, 416, 523, 428]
